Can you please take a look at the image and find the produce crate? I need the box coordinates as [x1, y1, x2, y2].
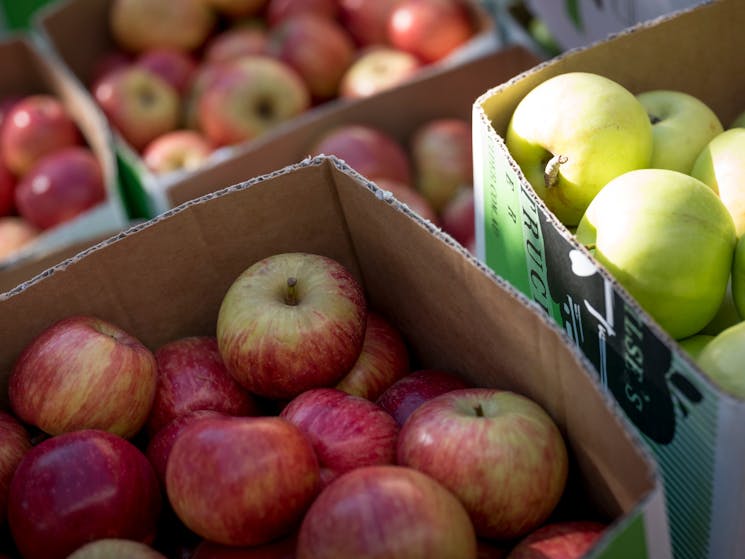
[33, 0, 500, 219]
[472, 1, 745, 557]
[0, 34, 127, 275]
[0, 155, 670, 558]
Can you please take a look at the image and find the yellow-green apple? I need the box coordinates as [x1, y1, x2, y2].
[206, 0, 268, 18]
[197, 56, 310, 147]
[135, 48, 198, 95]
[191, 533, 297, 558]
[697, 321, 745, 398]
[576, 168, 736, 340]
[67, 539, 167, 559]
[166, 416, 320, 546]
[280, 387, 400, 487]
[731, 234, 745, 318]
[374, 177, 439, 223]
[339, 46, 421, 99]
[297, 464, 478, 559]
[203, 26, 269, 65]
[691, 128, 745, 236]
[387, 0, 474, 63]
[0, 94, 81, 177]
[338, 0, 403, 47]
[678, 334, 715, 362]
[93, 66, 181, 152]
[14, 146, 106, 230]
[0, 411, 31, 526]
[441, 185, 475, 247]
[376, 368, 471, 426]
[217, 252, 367, 398]
[8, 315, 158, 438]
[0, 159, 16, 216]
[730, 109, 745, 129]
[505, 521, 607, 559]
[266, 14, 356, 102]
[310, 124, 413, 184]
[145, 336, 260, 437]
[505, 72, 653, 227]
[109, 0, 217, 53]
[142, 129, 214, 175]
[0, 216, 39, 261]
[8, 429, 161, 559]
[636, 90, 723, 174]
[411, 117, 472, 212]
[397, 388, 568, 540]
[336, 311, 410, 400]
[266, 0, 339, 26]
[699, 278, 741, 336]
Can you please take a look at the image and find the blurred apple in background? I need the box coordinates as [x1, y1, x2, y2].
[441, 185, 475, 247]
[182, 61, 226, 130]
[88, 50, 132, 87]
[678, 334, 715, 362]
[374, 177, 439, 223]
[339, 46, 421, 99]
[297, 465, 477, 559]
[197, 56, 310, 147]
[136, 48, 199, 95]
[143, 129, 214, 175]
[338, 0, 402, 47]
[203, 26, 270, 64]
[9, 315, 158, 438]
[505, 520, 607, 559]
[387, 0, 474, 63]
[93, 66, 181, 152]
[0, 411, 31, 526]
[266, 14, 356, 102]
[0, 94, 21, 130]
[0, 216, 39, 261]
[67, 539, 167, 559]
[207, 0, 268, 18]
[8, 429, 161, 559]
[0, 94, 81, 177]
[14, 146, 106, 230]
[0, 159, 16, 216]
[109, 0, 217, 53]
[266, 0, 339, 26]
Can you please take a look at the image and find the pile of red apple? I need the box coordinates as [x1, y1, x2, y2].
[0, 251, 607, 559]
[91, 0, 481, 177]
[0, 93, 106, 263]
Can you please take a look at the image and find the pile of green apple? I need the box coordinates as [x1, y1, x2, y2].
[505, 71, 745, 399]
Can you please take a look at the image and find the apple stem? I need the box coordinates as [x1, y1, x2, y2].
[285, 277, 298, 306]
[544, 154, 568, 189]
[584, 243, 596, 251]
[474, 403, 485, 417]
[649, 114, 661, 125]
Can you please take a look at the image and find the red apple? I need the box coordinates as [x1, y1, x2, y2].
[376, 368, 471, 425]
[397, 388, 569, 540]
[93, 66, 181, 152]
[9, 315, 158, 438]
[280, 387, 400, 487]
[374, 177, 439, 223]
[166, 415, 320, 546]
[506, 521, 607, 559]
[109, 0, 217, 53]
[266, 14, 356, 101]
[217, 252, 367, 399]
[339, 46, 421, 99]
[191, 533, 297, 558]
[146, 336, 260, 437]
[310, 124, 412, 185]
[0, 159, 16, 216]
[67, 539, 167, 559]
[206, 0, 268, 17]
[203, 26, 270, 65]
[8, 429, 161, 559]
[0, 94, 81, 177]
[142, 129, 214, 175]
[197, 56, 310, 147]
[338, 0, 403, 47]
[0, 411, 31, 525]
[266, 0, 338, 27]
[183, 61, 226, 130]
[14, 146, 106, 230]
[297, 465, 477, 559]
[136, 48, 198, 95]
[387, 0, 474, 63]
[410, 116, 473, 212]
[0, 94, 22, 131]
[0, 216, 39, 261]
[89, 51, 133, 88]
[441, 185, 475, 246]
[336, 310, 410, 400]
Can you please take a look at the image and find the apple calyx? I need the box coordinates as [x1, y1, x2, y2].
[648, 113, 662, 125]
[543, 154, 568, 189]
[474, 403, 485, 417]
[285, 277, 298, 306]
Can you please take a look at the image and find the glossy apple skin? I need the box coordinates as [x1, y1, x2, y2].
[266, 0, 338, 26]
[297, 465, 477, 559]
[280, 388, 399, 487]
[506, 521, 607, 559]
[376, 368, 471, 426]
[9, 315, 158, 438]
[14, 146, 106, 230]
[0, 411, 31, 525]
[0, 216, 39, 261]
[136, 48, 198, 94]
[142, 129, 214, 175]
[336, 311, 410, 400]
[8, 429, 161, 559]
[166, 416, 320, 546]
[0, 94, 81, 177]
[339, 46, 421, 99]
[191, 533, 297, 558]
[203, 27, 269, 65]
[67, 539, 167, 559]
[217, 252, 367, 399]
[338, 0, 402, 47]
[397, 388, 569, 540]
[441, 185, 475, 247]
[146, 336, 260, 436]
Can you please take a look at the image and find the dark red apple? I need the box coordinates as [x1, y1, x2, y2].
[0, 159, 16, 216]
[89, 51, 133, 88]
[0, 411, 31, 526]
[506, 521, 607, 559]
[338, 0, 403, 47]
[136, 48, 198, 94]
[266, 0, 338, 26]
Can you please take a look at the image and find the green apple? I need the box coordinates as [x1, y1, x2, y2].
[636, 90, 723, 174]
[729, 109, 745, 129]
[699, 277, 741, 336]
[678, 334, 715, 362]
[575, 168, 736, 340]
[697, 321, 745, 398]
[730, 234, 745, 319]
[691, 128, 745, 236]
[505, 71, 653, 227]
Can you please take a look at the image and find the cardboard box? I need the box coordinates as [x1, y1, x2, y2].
[0, 155, 670, 558]
[34, 0, 501, 219]
[0, 35, 128, 273]
[473, 1, 745, 557]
